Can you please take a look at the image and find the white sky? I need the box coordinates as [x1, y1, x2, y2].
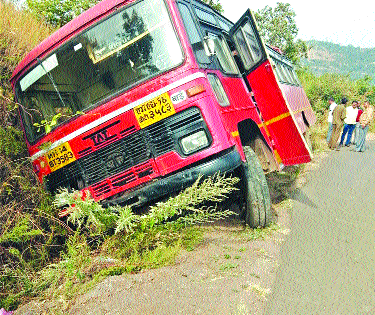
[220, 0, 375, 48]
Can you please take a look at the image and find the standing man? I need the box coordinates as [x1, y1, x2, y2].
[328, 98, 347, 150]
[353, 102, 363, 145]
[339, 100, 359, 147]
[355, 100, 374, 152]
[326, 97, 337, 143]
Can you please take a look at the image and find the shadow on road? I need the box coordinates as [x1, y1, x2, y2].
[266, 165, 317, 209]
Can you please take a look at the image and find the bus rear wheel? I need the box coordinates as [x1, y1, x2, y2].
[242, 146, 271, 228]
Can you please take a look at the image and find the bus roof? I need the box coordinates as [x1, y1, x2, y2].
[11, 0, 133, 83]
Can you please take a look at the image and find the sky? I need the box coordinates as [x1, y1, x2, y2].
[220, 0, 375, 48]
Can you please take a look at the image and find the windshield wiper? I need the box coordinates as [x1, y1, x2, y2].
[37, 57, 67, 109]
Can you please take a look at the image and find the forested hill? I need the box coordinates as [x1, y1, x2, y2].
[302, 40, 375, 83]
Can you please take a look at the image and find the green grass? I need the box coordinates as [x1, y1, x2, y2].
[238, 223, 280, 241]
[1, 174, 236, 311]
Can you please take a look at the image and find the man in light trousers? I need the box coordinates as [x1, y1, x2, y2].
[353, 102, 363, 145]
[355, 101, 374, 152]
[326, 97, 337, 143]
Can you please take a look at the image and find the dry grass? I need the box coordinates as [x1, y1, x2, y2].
[0, 0, 53, 93]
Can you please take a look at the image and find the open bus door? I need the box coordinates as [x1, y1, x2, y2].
[229, 9, 312, 166]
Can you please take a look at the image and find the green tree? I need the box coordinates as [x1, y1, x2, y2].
[202, 0, 223, 14]
[26, 0, 98, 27]
[254, 2, 307, 64]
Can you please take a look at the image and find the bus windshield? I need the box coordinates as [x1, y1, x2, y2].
[16, 0, 184, 143]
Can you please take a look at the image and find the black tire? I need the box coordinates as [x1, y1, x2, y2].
[242, 146, 271, 228]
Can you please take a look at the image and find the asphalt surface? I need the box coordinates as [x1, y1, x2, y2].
[266, 139, 375, 314]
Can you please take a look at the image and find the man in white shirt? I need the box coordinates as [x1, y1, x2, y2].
[339, 100, 359, 147]
[326, 97, 337, 142]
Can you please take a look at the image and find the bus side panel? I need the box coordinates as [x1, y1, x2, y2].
[213, 73, 276, 161]
[279, 84, 317, 131]
[246, 61, 311, 165]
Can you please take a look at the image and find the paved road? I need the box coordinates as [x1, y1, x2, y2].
[266, 139, 375, 314]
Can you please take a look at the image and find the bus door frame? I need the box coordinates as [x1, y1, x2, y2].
[228, 9, 312, 166]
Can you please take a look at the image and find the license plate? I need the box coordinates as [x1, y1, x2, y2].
[46, 142, 76, 172]
[134, 93, 175, 128]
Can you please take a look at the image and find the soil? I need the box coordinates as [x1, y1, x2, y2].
[15, 151, 323, 315]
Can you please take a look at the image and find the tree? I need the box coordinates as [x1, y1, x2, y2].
[26, 0, 98, 27]
[254, 2, 307, 64]
[202, 0, 223, 14]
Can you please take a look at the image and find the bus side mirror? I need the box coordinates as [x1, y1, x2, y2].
[203, 36, 215, 56]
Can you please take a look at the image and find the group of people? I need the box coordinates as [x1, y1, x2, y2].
[327, 97, 374, 152]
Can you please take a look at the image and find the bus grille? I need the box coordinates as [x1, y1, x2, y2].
[45, 107, 205, 198]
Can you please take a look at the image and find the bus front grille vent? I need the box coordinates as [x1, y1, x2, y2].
[45, 107, 205, 197]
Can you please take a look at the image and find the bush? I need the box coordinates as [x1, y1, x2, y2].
[298, 68, 375, 117]
[2, 174, 238, 311]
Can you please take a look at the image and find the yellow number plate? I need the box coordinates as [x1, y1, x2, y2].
[134, 93, 176, 128]
[46, 142, 76, 172]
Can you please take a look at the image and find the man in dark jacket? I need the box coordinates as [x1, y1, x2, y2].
[328, 98, 347, 150]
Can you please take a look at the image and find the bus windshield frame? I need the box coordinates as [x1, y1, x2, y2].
[15, 0, 184, 144]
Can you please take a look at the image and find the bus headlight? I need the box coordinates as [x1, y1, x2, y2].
[180, 130, 209, 155]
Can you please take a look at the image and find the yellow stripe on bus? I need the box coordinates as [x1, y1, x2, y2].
[231, 106, 310, 139]
[273, 149, 282, 163]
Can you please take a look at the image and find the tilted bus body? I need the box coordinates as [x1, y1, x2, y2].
[11, 0, 316, 227]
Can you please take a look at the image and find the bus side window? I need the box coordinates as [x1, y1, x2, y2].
[270, 57, 281, 82]
[275, 61, 284, 82]
[177, 3, 210, 65]
[280, 64, 289, 83]
[292, 70, 300, 86]
[209, 34, 239, 75]
[207, 73, 230, 106]
[284, 66, 293, 84]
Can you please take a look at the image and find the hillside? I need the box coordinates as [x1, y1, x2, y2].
[302, 40, 375, 83]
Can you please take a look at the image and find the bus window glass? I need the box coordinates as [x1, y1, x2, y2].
[232, 20, 263, 70]
[285, 66, 294, 84]
[289, 68, 296, 85]
[233, 30, 253, 69]
[195, 7, 218, 26]
[292, 70, 300, 85]
[16, 0, 184, 143]
[207, 74, 230, 106]
[218, 18, 231, 32]
[212, 35, 239, 74]
[281, 65, 290, 83]
[279, 64, 288, 83]
[178, 3, 210, 64]
[242, 23, 262, 64]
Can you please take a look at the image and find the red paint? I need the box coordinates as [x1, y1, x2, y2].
[12, 0, 316, 204]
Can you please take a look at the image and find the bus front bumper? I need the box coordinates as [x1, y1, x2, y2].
[103, 147, 243, 208]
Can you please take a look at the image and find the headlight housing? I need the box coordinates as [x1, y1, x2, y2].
[180, 130, 209, 155]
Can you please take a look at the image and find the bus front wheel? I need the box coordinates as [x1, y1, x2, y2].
[242, 146, 272, 228]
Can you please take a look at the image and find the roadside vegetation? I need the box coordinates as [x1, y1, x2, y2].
[1, 0, 375, 312]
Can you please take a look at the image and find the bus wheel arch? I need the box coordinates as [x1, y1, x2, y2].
[237, 119, 277, 173]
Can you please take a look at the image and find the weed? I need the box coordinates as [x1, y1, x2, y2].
[219, 263, 238, 272]
[1, 174, 237, 310]
[249, 284, 271, 299]
[240, 223, 280, 241]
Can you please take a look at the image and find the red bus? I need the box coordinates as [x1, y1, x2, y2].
[11, 0, 315, 227]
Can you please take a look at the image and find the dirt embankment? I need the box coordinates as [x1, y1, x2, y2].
[16, 159, 315, 315]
